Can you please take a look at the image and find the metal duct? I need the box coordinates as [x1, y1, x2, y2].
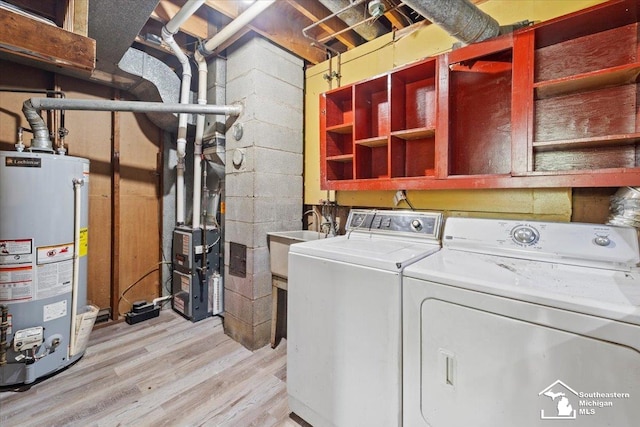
[22, 100, 52, 152]
[608, 187, 640, 231]
[117, 48, 183, 132]
[88, 0, 160, 75]
[403, 0, 499, 44]
[317, 0, 386, 41]
[88, 0, 189, 131]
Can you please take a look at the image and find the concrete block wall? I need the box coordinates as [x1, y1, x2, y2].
[224, 35, 304, 350]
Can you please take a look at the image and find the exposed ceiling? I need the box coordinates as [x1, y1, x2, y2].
[2, 0, 488, 71]
[139, 0, 489, 65]
[0, 0, 493, 131]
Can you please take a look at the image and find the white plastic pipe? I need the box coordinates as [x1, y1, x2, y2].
[199, 0, 276, 56]
[192, 55, 207, 229]
[69, 177, 84, 357]
[162, 0, 205, 225]
[164, 0, 205, 34]
[191, 0, 275, 228]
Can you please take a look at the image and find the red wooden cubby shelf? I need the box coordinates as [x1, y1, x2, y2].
[319, 0, 640, 190]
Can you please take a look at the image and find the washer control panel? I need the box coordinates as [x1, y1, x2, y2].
[347, 209, 443, 239]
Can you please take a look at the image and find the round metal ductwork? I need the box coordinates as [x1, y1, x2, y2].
[317, 0, 387, 41]
[402, 0, 500, 44]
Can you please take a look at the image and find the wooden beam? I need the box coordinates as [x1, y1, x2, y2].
[286, 0, 362, 49]
[205, 0, 240, 18]
[72, 0, 89, 37]
[151, 0, 209, 39]
[254, 1, 327, 63]
[62, 0, 89, 35]
[9, 0, 58, 22]
[0, 8, 95, 73]
[205, 0, 326, 64]
[384, 9, 407, 30]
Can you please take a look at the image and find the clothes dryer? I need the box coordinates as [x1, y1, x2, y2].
[403, 218, 640, 427]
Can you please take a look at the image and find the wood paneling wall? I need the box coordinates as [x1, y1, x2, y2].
[57, 75, 113, 310]
[0, 60, 162, 318]
[117, 95, 162, 314]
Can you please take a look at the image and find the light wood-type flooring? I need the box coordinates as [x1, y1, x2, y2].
[0, 309, 304, 427]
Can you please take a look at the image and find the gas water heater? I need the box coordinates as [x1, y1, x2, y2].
[0, 150, 96, 386]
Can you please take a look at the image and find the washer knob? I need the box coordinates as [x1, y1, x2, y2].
[411, 219, 423, 231]
[594, 236, 611, 247]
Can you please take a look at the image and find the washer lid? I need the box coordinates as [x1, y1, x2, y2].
[289, 234, 441, 271]
[404, 249, 640, 324]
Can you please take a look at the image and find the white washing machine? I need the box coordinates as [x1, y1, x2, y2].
[288, 209, 443, 427]
[403, 217, 640, 427]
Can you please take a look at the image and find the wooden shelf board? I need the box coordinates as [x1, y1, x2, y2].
[393, 169, 436, 178]
[534, 62, 640, 99]
[355, 136, 388, 147]
[520, 167, 640, 177]
[326, 154, 354, 163]
[323, 170, 640, 191]
[0, 8, 95, 74]
[533, 132, 640, 151]
[449, 60, 512, 74]
[391, 128, 436, 140]
[326, 123, 353, 134]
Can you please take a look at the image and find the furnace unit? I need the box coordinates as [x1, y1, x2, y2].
[172, 226, 222, 322]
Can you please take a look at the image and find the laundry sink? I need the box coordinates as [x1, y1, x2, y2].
[267, 230, 326, 278]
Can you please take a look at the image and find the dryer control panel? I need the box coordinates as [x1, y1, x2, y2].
[347, 209, 443, 239]
[443, 217, 640, 269]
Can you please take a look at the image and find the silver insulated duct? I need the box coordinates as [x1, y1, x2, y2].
[608, 187, 640, 233]
[317, 0, 386, 41]
[403, 0, 500, 44]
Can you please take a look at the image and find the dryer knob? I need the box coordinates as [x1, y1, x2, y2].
[594, 236, 611, 247]
[513, 226, 539, 245]
[411, 219, 423, 231]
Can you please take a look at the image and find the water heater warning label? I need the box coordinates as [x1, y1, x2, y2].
[0, 265, 33, 303]
[0, 239, 33, 265]
[37, 243, 74, 264]
[36, 260, 72, 300]
[43, 300, 67, 322]
[79, 228, 88, 257]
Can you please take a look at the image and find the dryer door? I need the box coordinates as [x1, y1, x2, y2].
[403, 278, 640, 427]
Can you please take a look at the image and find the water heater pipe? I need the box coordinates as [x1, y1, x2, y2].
[69, 177, 84, 357]
[22, 100, 52, 152]
[162, 0, 206, 225]
[192, 0, 275, 228]
[28, 98, 242, 115]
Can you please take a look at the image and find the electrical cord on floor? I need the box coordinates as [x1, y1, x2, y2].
[118, 261, 172, 316]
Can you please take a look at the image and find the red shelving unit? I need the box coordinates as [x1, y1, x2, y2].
[319, 0, 640, 190]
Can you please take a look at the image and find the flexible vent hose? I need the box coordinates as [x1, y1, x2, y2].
[607, 187, 640, 239]
[22, 100, 52, 152]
